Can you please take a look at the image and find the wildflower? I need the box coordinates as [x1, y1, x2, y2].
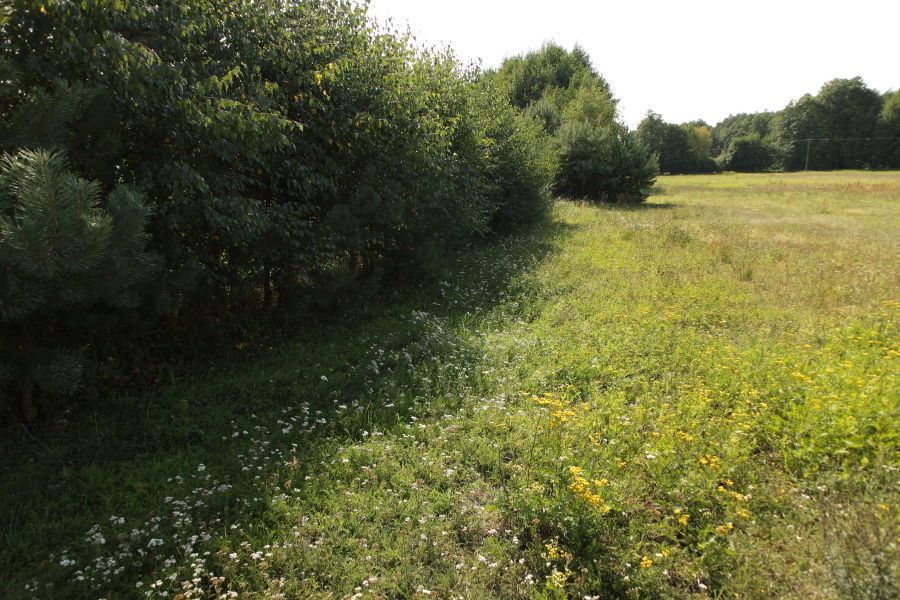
[639, 556, 653, 569]
[698, 455, 721, 470]
[715, 522, 734, 536]
[567, 467, 612, 513]
[544, 542, 563, 561]
[547, 568, 569, 589]
[676, 431, 694, 443]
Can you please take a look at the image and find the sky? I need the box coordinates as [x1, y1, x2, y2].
[366, 0, 900, 128]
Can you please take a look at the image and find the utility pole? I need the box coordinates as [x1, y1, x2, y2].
[804, 139, 811, 171]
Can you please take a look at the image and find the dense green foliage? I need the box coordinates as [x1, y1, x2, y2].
[554, 122, 658, 202]
[878, 91, 900, 168]
[636, 112, 719, 174]
[0, 0, 557, 416]
[646, 78, 898, 173]
[711, 112, 776, 156]
[490, 44, 657, 202]
[717, 134, 776, 172]
[712, 78, 897, 171]
[777, 78, 884, 170]
[0, 150, 157, 419]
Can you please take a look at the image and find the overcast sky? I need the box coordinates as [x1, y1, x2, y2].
[366, 0, 899, 128]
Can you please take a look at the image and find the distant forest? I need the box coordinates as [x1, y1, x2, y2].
[636, 78, 899, 173]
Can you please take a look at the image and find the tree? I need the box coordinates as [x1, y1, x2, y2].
[776, 78, 883, 170]
[686, 124, 713, 162]
[488, 43, 610, 111]
[554, 122, 657, 203]
[717, 134, 775, 172]
[876, 91, 900, 168]
[560, 81, 617, 127]
[712, 112, 775, 157]
[0, 0, 557, 419]
[0, 150, 157, 419]
[636, 112, 717, 174]
[490, 43, 655, 204]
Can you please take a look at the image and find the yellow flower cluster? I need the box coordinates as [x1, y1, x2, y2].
[535, 393, 587, 428]
[547, 568, 569, 589]
[639, 555, 653, 569]
[715, 522, 734, 536]
[536, 395, 569, 426]
[543, 541, 572, 562]
[698, 454, 721, 470]
[715, 480, 749, 503]
[567, 466, 611, 513]
[676, 431, 694, 443]
[792, 371, 815, 384]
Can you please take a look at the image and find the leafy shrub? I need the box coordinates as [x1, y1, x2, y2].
[554, 122, 658, 203]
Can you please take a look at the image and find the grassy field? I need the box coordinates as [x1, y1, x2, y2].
[1, 171, 898, 599]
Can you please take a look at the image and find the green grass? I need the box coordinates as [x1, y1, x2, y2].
[2, 171, 898, 599]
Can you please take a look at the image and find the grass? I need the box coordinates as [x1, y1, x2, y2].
[1, 171, 898, 599]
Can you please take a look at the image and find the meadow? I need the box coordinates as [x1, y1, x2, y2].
[1, 171, 897, 599]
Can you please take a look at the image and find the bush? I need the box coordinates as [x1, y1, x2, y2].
[554, 122, 658, 203]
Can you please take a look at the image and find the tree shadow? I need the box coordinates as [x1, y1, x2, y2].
[0, 216, 577, 595]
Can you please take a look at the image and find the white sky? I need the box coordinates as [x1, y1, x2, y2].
[365, 0, 900, 128]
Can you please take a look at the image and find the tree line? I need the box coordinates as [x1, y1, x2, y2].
[637, 77, 899, 173]
[0, 4, 656, 420]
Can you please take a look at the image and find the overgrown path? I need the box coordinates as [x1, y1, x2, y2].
[2, 172, 898, 599]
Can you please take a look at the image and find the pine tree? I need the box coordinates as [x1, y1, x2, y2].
[0, 149, 157, 419]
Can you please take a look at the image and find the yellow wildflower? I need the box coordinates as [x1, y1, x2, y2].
[699, 455, 721, 470]
[547, 568, 569, 589]
[676, 431, 694, 443]
[639, 556, 653, 569]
